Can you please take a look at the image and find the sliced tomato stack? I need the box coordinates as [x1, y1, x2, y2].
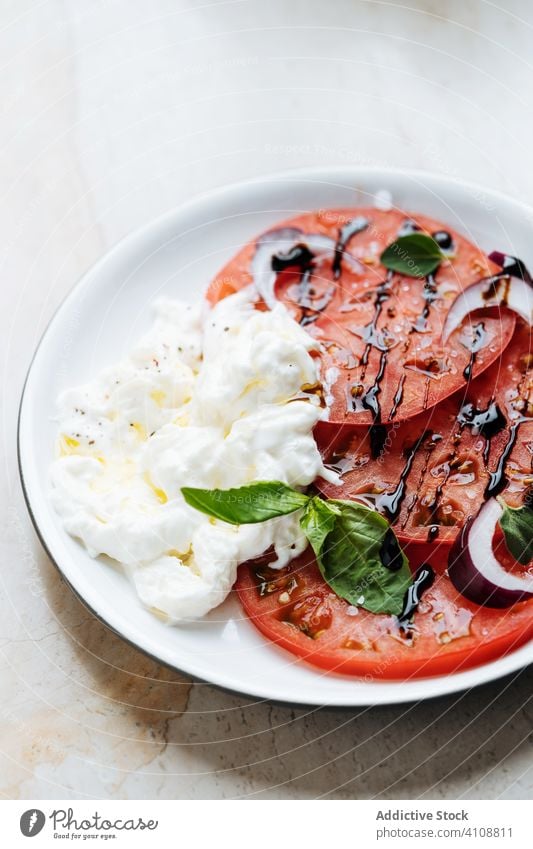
[236, 548, 533, 678]
[210, 206, 533, 679]
[316, 319, 533, 550]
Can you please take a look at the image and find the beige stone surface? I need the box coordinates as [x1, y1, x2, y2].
[1, 0, 532, 799]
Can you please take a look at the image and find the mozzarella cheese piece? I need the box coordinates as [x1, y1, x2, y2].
[50, 290, 337, 622]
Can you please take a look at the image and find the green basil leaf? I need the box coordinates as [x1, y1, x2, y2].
[498, 498, 533, 566]
[181, 481, 310, 525]
[300, 496, 340, 558]
[380, 233, 443, 278]
[312, 499, 412, 615]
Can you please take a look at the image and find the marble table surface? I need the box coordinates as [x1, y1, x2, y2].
[1, 0, 532, 799]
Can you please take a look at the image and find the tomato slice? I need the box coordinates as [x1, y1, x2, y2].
[315, 320, 533, 547]
[207, 208, 516, 424]
[236, 547, 533, 679]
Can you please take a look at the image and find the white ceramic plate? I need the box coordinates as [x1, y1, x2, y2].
[18, 167, 533, 706]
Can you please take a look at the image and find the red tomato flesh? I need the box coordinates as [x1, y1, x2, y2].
[236, 547, 533, 679]
[315, 320, 533, 548]
[208, 208, 516, 425]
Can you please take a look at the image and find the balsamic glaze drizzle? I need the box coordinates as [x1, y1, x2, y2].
[360, 272, 394, 370]
[427, 525, 439, 543]
[347, 271, 394, 419]
[423, 464, 452, 531]
[376, 431, 429, 522]
[271, 243, 334, 327]
[489, 251, 533, 285]
[332, 216, 369, 279]
[298, 276, 335, 327]
[397, 219, 421, 237]
[432, 230, 454, 253]
[271, 243, 314, 273]
[485, 422, 520, 499]
[481, 273, 511, 305]
[457, 399, 507, 463]
[397, 564, 435, 634]
[462, 321, 488, 382]
[380, 528, 405, 572]
[369, 424, 387, 460]
[414, 273, 439, 333]
[361, 349, 387, 421]
[389, 374, 406, 420]
[457, 399, 507, 438]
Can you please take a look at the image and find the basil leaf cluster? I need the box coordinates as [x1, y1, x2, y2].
[182, 482, 412, 616]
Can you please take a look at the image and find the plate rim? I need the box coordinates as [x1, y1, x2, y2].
[17, 165, 533, 707]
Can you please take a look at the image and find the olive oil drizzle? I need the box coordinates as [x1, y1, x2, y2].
[423, 454, 455, 533]
[369, 424, 387, 460]
[332, 215, 369, 279]
[361, 348, 388, 421]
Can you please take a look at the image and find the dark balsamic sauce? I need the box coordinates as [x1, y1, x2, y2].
[485, 422, 521, 499]
[397, 563, 435, 635]
[347, 272, 394, 420]
[423, 471, 451, 531]
[457, 399, 507, 438]
[361, 349, 387, 421]
[299, 281, 335, 327]
[360, 273, 394, 369]
[271, 243, 334, 328]
[481, 274, 511, 305]
[332, 216, 369, 279]
[462, 321, 488, 382]
[414, 273, 439, 333]
[488, 251, 533, 286]
[376, 431, 429, 522]
[432, 230, 454, 253]
[271, 243, 314, 273]
[427, 525, 439, 543]
[380, 528, 404, 572]
[457, 399, 507, 464]
[369, 424, 387, 459]
[397, 219, 421, 237]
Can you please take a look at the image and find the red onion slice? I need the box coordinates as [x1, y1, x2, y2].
[447, 498, 533, 608]
[442, 273, 533, 342]
[251, 227, 364, 309]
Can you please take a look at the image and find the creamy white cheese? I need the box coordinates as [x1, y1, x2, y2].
[50, 290, 338, 622]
